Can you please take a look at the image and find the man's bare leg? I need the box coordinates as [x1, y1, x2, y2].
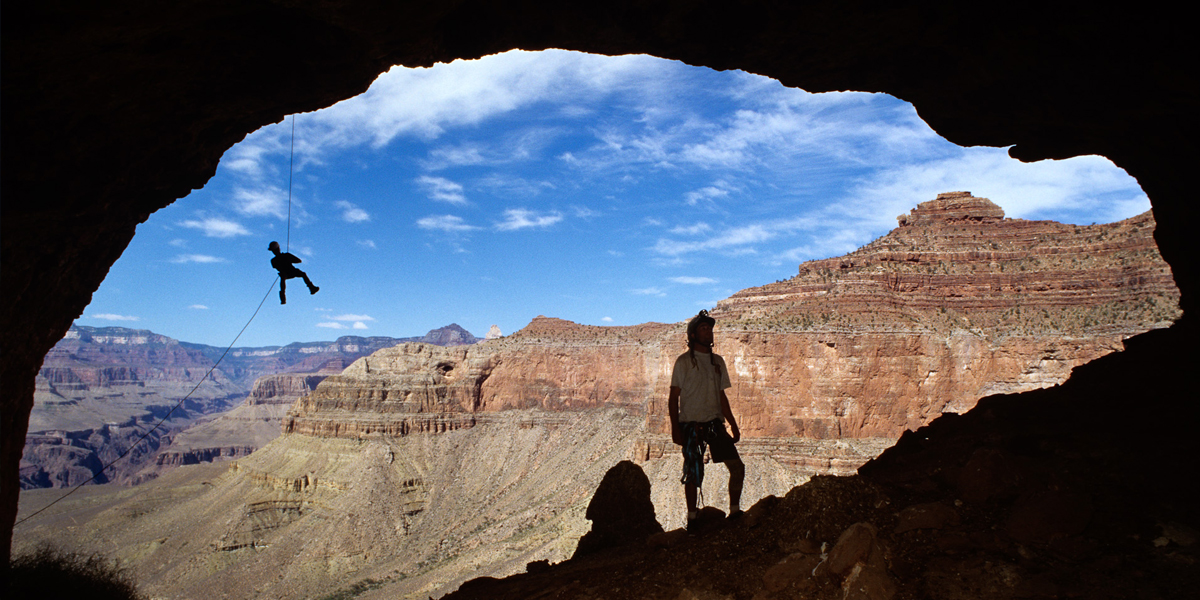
[685, 482, 698, 517]
[727, 458, 745, 515]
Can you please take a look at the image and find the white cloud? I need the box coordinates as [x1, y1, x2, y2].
[670, 276, 717, 285]
[352, 321, 369, 330]
[216, 51, 673, 187]
[572, 205, 599, 218]
[336, 200, 370, 223]
[317, 322, 347, 329]
[425, 143, 487, 168]
[670, 223, 712, 236]
[330, 313, 375, 322]
[684, 186, 730, 206]
[91, 313, 139, 321]
[631, 287, 666, 297]
[477, 174, 556, 198]
[169, 238, 188, 247]
[357, 239, 377, 249]
[495, 209, 563, 231]
[179, 218, 249, 238]
[653, 217, 817, 257]
[171, 254, 226, 264]
[233, 187, 290, 220]
[601, 316, 613, 322]
[417, 215, 479, 232]
[188, 304, 209, 310]
[417, 175, 468, 205]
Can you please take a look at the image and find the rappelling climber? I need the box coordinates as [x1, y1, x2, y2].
[268, 241, 318, 304]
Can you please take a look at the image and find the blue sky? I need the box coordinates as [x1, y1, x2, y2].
[78, 50, 1151, 347]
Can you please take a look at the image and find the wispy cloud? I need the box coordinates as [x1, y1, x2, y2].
[417, 215, 479, 232]
[336, 200, 370, 223]
[684, 185, 731, 207]
[233, 187, 290, 220]
[417, 175, 468, 205]
[653, 217, 817, 257]
[179, 218, 249, 238]
[91, 313, 139, 321]
[631, 287, 667, 297]
[330, 313, 375, 322]
[219, 51, 672, 184]
[670, 223, 712, 236]
[495, 209, 563, 231]
[317, 317, 371, 330]
[670, 276, 717, 285]
[602, 316, 613, 322]
[189, 304, 209, 310]
[171, 254, 226, 264]
[357, 239, 377, 249]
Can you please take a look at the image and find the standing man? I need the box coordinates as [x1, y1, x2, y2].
[669, 310, 744, 531]
[268, 241, 318, 304]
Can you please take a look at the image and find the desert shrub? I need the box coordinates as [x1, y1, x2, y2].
[6, 545, 145, 600]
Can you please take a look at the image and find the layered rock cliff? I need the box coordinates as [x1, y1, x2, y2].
[289, 194, 1179, 457]
[23, 325, 480, 489]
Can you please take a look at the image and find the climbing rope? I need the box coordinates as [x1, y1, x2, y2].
[17, 114, 302, 527]
[286, 114, 295, 252]
[14, 277, 280, 528]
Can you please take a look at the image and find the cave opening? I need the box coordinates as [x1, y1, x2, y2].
[5, 4, 1195, 594]
[75, 50, 1156, 350]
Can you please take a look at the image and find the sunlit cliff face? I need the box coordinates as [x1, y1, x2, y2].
[3, 0, 1194, 573]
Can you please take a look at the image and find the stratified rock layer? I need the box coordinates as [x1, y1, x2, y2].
[23, 325, 479, 488]
[289, 197, 1178, 449]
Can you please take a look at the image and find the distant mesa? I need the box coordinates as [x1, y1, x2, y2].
[418, 323, 480, 346]
[486, 324, 503, 339]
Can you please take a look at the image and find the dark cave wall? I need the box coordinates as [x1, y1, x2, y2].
[2, 1, 1196, 561]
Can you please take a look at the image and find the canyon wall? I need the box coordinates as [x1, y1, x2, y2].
[22, 325, 479, 488]
[289, 194, 1179, 455]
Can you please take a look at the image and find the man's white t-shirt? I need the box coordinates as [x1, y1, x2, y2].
[670, 350, 731, 423]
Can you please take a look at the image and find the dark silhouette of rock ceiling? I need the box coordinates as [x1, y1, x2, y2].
[2, 1, 1195, 562]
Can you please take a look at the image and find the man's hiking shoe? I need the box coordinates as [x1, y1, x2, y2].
[728, 509, 745, 520]
[310, 286, 319, 295]
[686, 518, 699, 535]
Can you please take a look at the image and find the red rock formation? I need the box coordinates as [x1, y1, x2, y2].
[283, 199, 1178, 476]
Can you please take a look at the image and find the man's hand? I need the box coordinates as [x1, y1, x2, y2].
[672, 424, 684, 446]
[729, 421, 741, 444]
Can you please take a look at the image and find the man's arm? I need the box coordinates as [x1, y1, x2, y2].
[668, 386, 682, 445]
[719, 390, 740, 443]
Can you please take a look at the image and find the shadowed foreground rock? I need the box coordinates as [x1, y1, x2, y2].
[573, 460, 664, 558]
